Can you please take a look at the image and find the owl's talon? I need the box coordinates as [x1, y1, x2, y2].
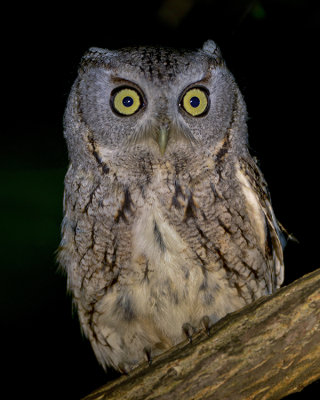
[118, 363, 130, 375]
[182, 322, 194, 344]
[144, 346, 153, 366]
[201, 315, 211, 336]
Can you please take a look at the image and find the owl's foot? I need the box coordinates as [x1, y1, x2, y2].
[201, 315, 212, 336]
[118, 362, 130, 375]
[144, 346, 153, 366]
[182, 322, 195, 344]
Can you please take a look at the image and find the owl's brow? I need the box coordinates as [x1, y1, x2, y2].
[110, 75, 138, 86]
[198, 67, 215, 84]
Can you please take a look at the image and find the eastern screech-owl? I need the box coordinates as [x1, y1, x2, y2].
[58, 40, 285, 373]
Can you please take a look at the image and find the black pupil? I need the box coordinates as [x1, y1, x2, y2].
[123, 96, 134, 107]
[190, 96, 200, 108]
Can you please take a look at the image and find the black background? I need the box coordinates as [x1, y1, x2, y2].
[2, 1, 319, 398]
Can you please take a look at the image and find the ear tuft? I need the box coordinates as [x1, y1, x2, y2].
[202, 40, 217, 55]
[79, 47, 116, 72]
[202, 40, 223, 65]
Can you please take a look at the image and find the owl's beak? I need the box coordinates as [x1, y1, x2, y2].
[157, 126, 169, 155]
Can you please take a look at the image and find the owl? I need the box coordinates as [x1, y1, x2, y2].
[58, 40, 285, 373]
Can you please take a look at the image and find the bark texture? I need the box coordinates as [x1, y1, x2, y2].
[82, 268, 320, 400]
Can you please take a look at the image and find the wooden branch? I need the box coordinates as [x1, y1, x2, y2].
[83, 269, 320, 400]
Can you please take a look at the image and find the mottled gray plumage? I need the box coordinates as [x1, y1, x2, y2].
[58, 40, 285, 372]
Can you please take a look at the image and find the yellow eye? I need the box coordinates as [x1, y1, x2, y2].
[181, 87, 209, 116]
[112, 87, 142, 115]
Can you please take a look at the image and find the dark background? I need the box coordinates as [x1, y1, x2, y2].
[2, 0, 319, 398]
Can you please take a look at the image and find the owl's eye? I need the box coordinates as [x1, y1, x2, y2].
[111, 87, 142, 116]
[181, 87, 209, 117]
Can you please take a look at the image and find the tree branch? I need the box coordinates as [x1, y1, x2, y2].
[83, 269, 320, 400]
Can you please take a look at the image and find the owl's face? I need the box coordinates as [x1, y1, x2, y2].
[65, 40, 247, 164]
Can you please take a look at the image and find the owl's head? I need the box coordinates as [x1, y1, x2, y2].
[64, 40, 248, 166]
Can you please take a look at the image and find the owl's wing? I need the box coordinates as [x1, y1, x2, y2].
[238, 156, 285, 289]
[58, 167, 133, 302]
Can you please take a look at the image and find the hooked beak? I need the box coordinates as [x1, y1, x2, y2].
[157, 126, 169, 156]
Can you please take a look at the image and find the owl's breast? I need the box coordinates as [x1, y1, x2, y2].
[129, 194, 203, 340]
[119, 167, 246, 339]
